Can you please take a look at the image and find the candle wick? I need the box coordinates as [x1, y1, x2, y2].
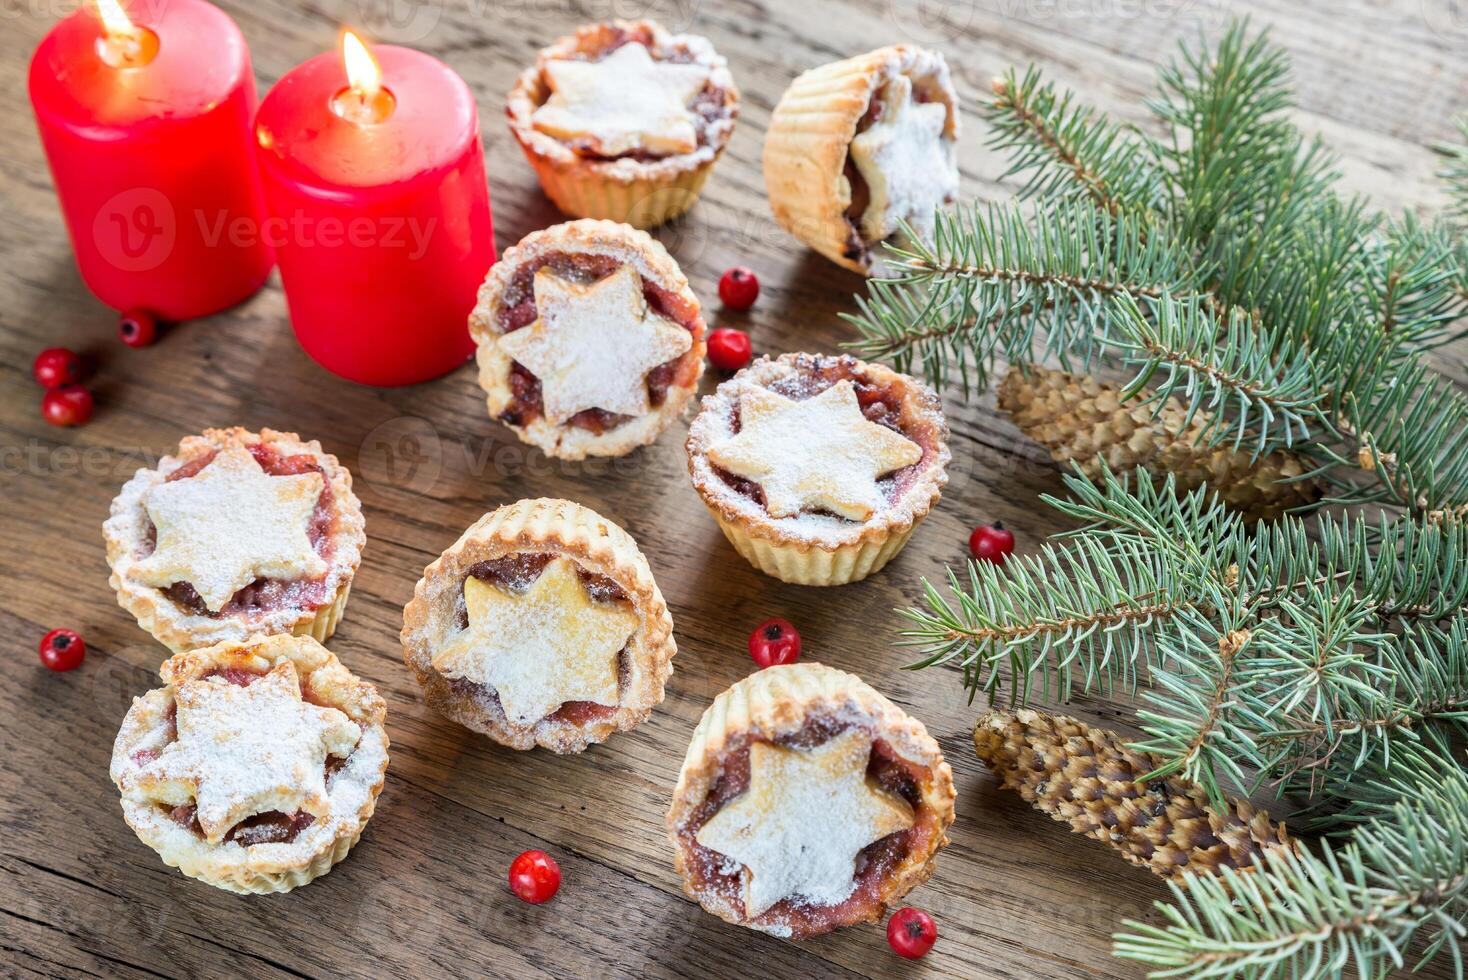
[330, 85, 396, 125]
[97, 25, 159, 68]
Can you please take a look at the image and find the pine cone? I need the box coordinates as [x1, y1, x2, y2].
[974, 708, 1294, 879]
[997, 363, 1320, 521]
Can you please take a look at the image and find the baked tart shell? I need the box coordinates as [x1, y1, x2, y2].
[506, 20, 739, 229]
[109, 634, 389, 894]
[469, 219, 707, 461]
[667, 662, 956, 937]
[103, 427, 366, 653]
[685, 354, 950, 586]
[400, 497, 677, 753]
[762, 44, 959, 275]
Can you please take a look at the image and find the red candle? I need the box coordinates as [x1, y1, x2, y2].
[29, 0, 272, 320]
[254, 33, 496, 386]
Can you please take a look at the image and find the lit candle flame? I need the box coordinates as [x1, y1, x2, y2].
[95, 0, 139, 39]
[342, 31, 382, 99]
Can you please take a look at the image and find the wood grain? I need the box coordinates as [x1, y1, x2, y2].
[2, 1, 1464, 977]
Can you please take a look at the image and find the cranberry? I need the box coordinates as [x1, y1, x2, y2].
[38, 628, 86, 672]
[969, 522, 1016, 565]
[32, 348, 85, 389]
[41, 386, 94, 427]
[887, 907, 937, 959]
[748, 618, 801, 668]
[508, 849, 561, 904]
[718, 266, 760, 310]
[118, 308, 159, 348]
[706, 328, 752, 372]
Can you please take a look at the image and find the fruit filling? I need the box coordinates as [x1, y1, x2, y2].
[495, 251, 701, 434]
[147, 444, 339, 618]
[443, 552, 633, 725]
[678, 717, 938, 938]
[145, 667, 355, 847]
[841, 78, 943, 260]
[538, 24, 734, 161]
[712, 357, 939, 516]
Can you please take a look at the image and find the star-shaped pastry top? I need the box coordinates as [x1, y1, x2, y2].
[707, 381, 923, 521]
[431, 557, 639, 726]
[695, 729, 914, 917]
[532, 42, 711, 156]
[131, 446, 327, 612]
[849, 74, 958, 243]
[128, 662, 361, 844]
[498, 264, 693, 426]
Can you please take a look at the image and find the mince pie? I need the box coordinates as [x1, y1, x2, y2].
[764, 44, 959, 274]
[686, 353, 949, 585]
[668, 663, 955, 938]
[104, 428, 366, 651]
[470, 219, 706, 459]
[401, 498, 676, 753]
[507, 20, 739, 228]
[110, 633, 389, 893]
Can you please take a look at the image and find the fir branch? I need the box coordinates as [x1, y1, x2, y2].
[842, 203, 1203, 394]
[1436, 116, 1468, 221]
[985, 67, 1164, 217]
[898, 534, 1201, 702]
[1114, 746, 1468, 980]
[1105, 293, 1327, 455]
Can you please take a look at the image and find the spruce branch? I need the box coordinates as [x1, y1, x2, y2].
[985, 66, 1163, 216]
[1437, 116, 1468, 220]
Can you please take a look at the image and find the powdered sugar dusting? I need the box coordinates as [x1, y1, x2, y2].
[497, 265, 692, 425]
[694, 729, 914, 917]
[122, 662, 361, 844]
[128, 447, 326, 612]
[850, 73, 958, 244]
[431, 558, 638, 725]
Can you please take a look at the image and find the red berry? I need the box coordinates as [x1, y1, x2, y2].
[969, 522, 1016, 565]
[32, 348, 85, 389]
[718, 266, 759, 310]
[887, 907, 937, 959]
[118, 308, 159, 348]
[41, 386, 94, 427]
[38, 629, 86, 672]
[508, 849, 560, 904]
[706, 328, 752, 372]
[748, 618, 801, 668]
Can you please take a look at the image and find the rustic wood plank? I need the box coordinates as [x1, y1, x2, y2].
[1, 0, 1464, 977]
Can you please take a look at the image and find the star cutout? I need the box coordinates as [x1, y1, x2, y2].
[129, 662, 361, 843]
[498, 265, 693, 425]
[532, 42, 711, 156]
[131, 446, 327, 612]
[849, 74, 958, 243]
[707, 381, 923, 521]
[431, 557, 639, 726]
[695, 730, 914, 917]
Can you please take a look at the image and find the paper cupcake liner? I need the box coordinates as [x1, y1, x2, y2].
[520, 143, 716, 228]
[701, 500, 922, 586]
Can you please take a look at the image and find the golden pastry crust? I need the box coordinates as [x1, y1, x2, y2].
[762, 44, 959, 274]
[103, 427, 366, 652]
[685, 353, 950, 585]
[506, 20, 739, 228]
[469, 219, 706, 460]
[667, 663, 956, 937]
[109, 634, 389, 894]
[400, 498, 676, 753]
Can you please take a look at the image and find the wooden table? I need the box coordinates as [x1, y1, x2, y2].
[3, 1, 1464, 976]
